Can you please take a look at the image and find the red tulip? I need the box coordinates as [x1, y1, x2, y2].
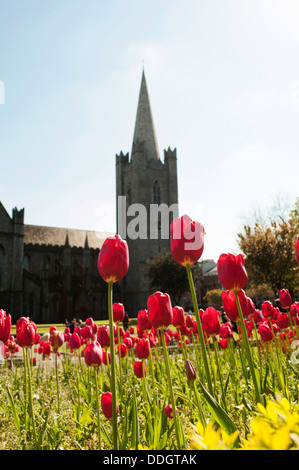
[84, 341, 103, 367]
[261, 301, 274, 319]
[80, 324, 93, 340]
[164, 331, 171, 345]
[252, 309, 263, 324]
[219, 339, 228, 349]
[101, 392, 118, 420]
[217, 253, 248, 291]
[0, 309, 11, 344]
[186, 314, 195, 328]
[34, 334, 40, 345]
[97, 325, 110, 349]
[221, 289, 248, 322]
[85, 317, 94, 328]
[245, 319, 254, 337]
[97, 234, 129, 283]
[258, 321, 274, 343]
[170, 215, 205, 267]
[69, 332, 81, 350]
[123, 336, 134, 350]
[16, 317, 37, 348]
[102, 350, 111, 365]
[180, 324, 190, 337]
[147, 291, 173, 330]
[50, 328, 64, 350]
[148, 331, 157, 348]
[279, 289, 292, 309]
[277, 311, 289, 329]
[137, 325, 146, 339]
[172, 306, 185, 328]
[201, 307, 221, 337]
[135, 338, 150, 359]
[113, 303, 125, 324]
[117, 343, 127, 358]
[290, 302, 299, 318]
[137, 309, 151, 332]
[219, 322, 234, 339]
[42, 341, 52, 357]
[246, 296, 256, 316]
[134, 360, 146, 378]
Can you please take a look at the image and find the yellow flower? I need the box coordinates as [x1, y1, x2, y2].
[188, 421, 239, 450]
[188, 397, 299, 451]
[242, 397, 299, 450]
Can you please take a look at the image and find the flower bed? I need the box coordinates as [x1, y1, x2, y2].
[0, 216, 299, 451]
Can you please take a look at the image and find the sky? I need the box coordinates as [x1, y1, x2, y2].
[0, 0, 299, 262]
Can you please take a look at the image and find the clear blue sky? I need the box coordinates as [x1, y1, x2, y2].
[1, 0, 299, 261]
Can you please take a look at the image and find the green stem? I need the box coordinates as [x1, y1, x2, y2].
[186, 264, 214, 395]
[55, 351, 60, 414]
[108, 281, 119, 450]
[213, 337, 227, 412]
[146, 332, 156, 392]
[117, 325, 123, 395]
[161, 329, 184, 449]
[23, 347, 28, 437]
[94, 367, 102, 449]
[190, 380, 206, 428]
[25, 347, 37, 446]
[234, 290, 261, 404]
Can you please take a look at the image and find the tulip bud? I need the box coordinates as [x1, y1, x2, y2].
[185, 359, 196, 381]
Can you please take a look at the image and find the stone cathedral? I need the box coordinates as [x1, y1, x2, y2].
[0, 70, 178, 322]
[116, 70, 178, 316]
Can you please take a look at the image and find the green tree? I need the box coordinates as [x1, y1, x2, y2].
[144, 251, 202, 306]
[237, 203, 299, 298]
[203, 289, 223, 309]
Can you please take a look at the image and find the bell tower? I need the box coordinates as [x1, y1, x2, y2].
[115, 70, 178, 315]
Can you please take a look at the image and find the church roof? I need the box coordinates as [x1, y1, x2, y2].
[131, 70, 160, 161]
[23, 224, 114, 249]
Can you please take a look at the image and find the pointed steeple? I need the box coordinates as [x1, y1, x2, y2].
[131, 70, 160, 161]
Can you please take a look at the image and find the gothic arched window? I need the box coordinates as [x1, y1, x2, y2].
[153, 181, 161, 205]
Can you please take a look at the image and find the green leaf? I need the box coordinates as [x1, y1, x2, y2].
[130, 389, 139, 450]
[6, 386, 21, 436]
[197, 379, 240, 445]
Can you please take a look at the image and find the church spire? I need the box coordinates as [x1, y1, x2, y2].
[131, 70, 160, 161]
